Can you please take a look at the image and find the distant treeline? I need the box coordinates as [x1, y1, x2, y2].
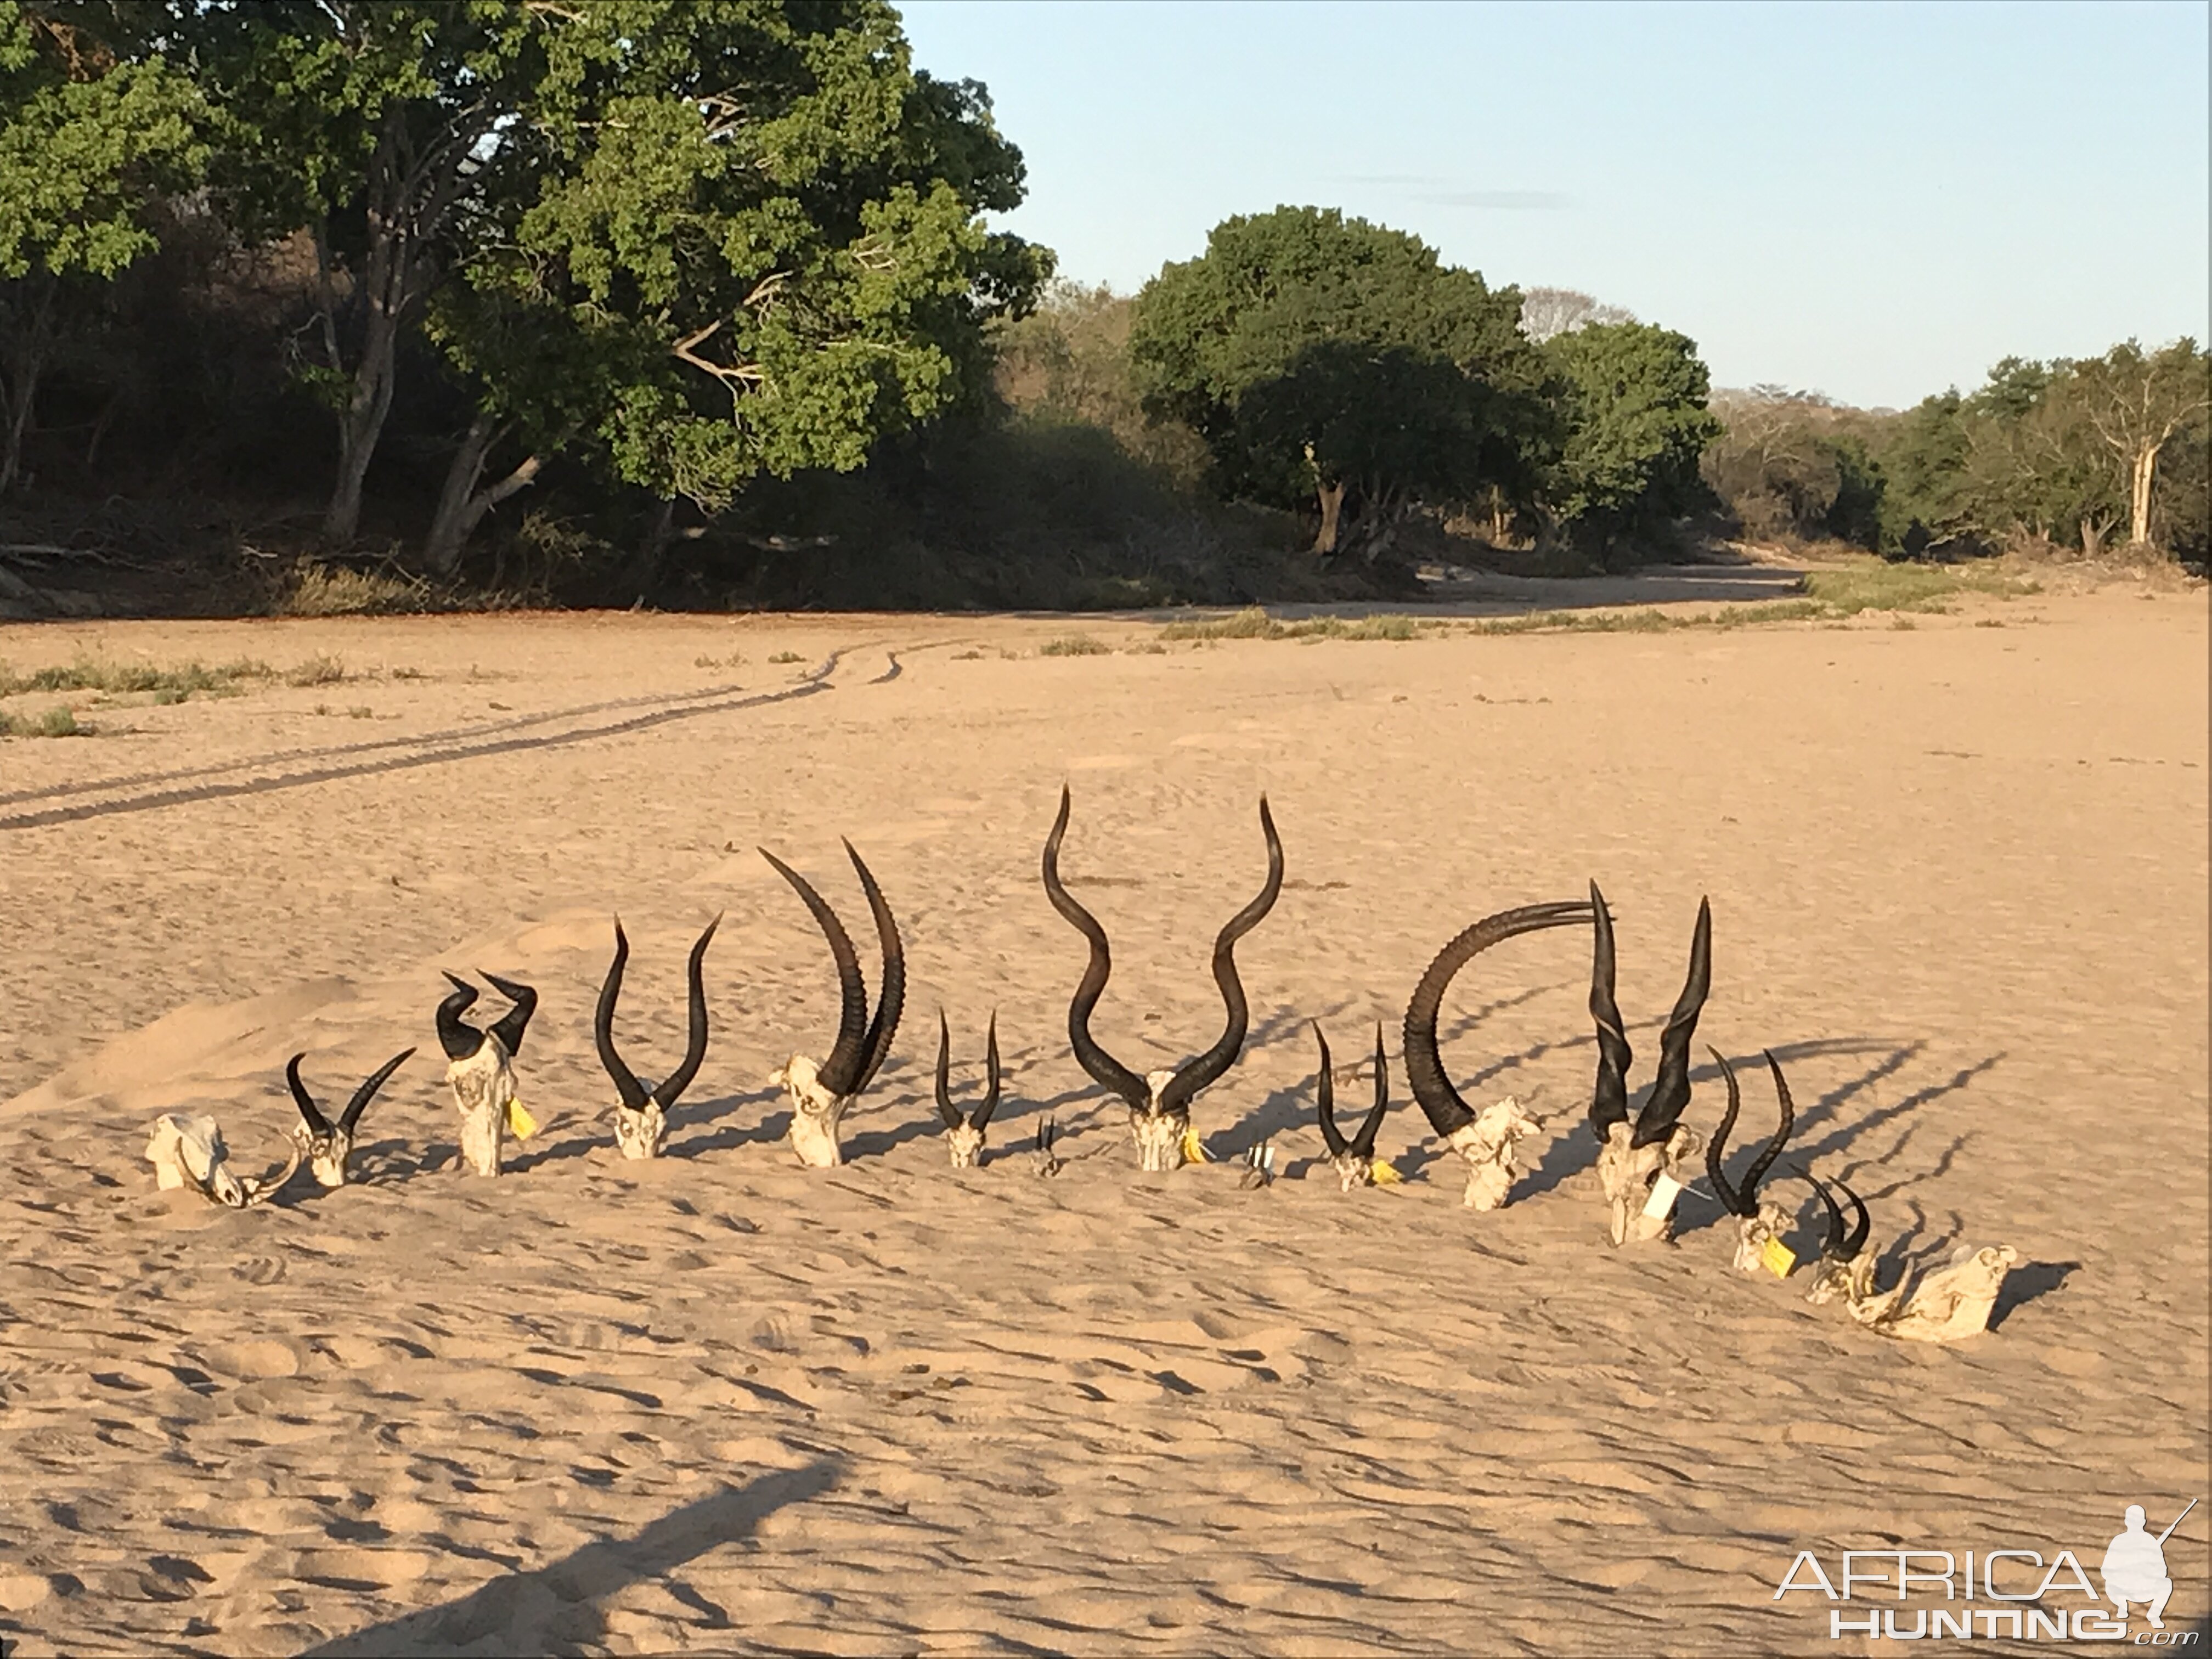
[1, 1, 2203, 616]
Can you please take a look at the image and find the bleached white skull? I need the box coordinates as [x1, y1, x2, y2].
[145, 1113, 298, 1208]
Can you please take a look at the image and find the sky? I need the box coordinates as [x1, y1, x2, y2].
[899, 1, 2210, 410]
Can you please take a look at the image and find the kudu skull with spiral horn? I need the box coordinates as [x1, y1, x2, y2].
[1041, 788, 1283, 1171]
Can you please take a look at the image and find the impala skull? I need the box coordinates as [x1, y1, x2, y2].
[1403, 898, 1596, 1208]
[145, 1111, 299, 1207]
[437, 969, 537, 1177]
[285, 1047, 416, 1187]
[1705, 1047, 1797, 1271]
[1797, 1164, 1876, 1306]
[595, 914, 720, 1160]
[1041, 786, 1283, 1171]
[761, 841, 904, 1169]
[1587, 882, 1711, 1245]
[1312, 1022, 1392, 1190]
[934, 1009, 1002, 1169]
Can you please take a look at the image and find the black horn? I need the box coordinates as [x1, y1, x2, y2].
[1705, 1046, 1748, 1216]
[763, 847, 871, 1097]
[1041, 787, 1150, 1111]
[1312, 1024, 1346, 1160]
[339, 1047, 415, 1136]
[1588, 879, 1633, 1142]
[436, 972, 483, 1061]
[842, 843, 903, 1097]
[1158, 796, 1284, 1115]
[595, 920, 650, 1112]
[654, 914, 720, 1109]
[482, 971, 537, 1058]
[1632, 897, 1711, 1147]
[933, 1011, 964, 1131]
[973, 1012, 1003, 1132]
[285, 1053, 332, 1136]
[1351, 1023, 1391, 1161]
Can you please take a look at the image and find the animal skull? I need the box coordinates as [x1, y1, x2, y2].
[773, 1052, 847, 1169]
[1806, 1249, 1878, 1307]
[1854, 1243, 2018, 1343]
[1442, 1096, 1544, 1210]
[596, 915, 719, 1161]
[612, 1094, 668, 1161]
[1032, 1115, 1063, 1177]
[1798, 1165, 1875, 1305]
[1598, 1120, 1705, 1245]
[145, 1113, 298, 1208]
[934, 1009, 1002, 1169]
[437, 970, 536, 1177]
[1130, 1069, 1188, 1172]
[1729, 1200, 1795, 1273]
[286, 1047, 414, 1188]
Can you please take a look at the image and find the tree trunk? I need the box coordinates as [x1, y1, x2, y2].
[2079, 515, 2112, 561]
[422, 412, 556, 577]
[0, 276, 57, 496]
[2129, 441, 2161, 549]
[1313, 479, 1345, 556]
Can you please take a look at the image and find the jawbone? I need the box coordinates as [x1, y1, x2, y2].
[775, 1056, 847, 1169]
[945, 1122, 985, 1169]
[1599, 1121, 1703, 1245]
[448, 1041, 516, 1177]
[613, 1100, 668, 1161]
[1443, 1096, 1542, 1211]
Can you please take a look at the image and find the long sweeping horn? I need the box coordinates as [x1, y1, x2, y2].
[338, 1047, 416, 1136]
[436, 973, 483, 1060]
[1705, 1046, 1749, 1216]
[1312, 1024, 1346, 1160]
[1588, 879, 1633, 1142]
[1041, 787, 1150, 1111]
[1797, 1165, 1847, 1258]
[595, 920, 650, 1112]
[482, 971, 537, 1058]
[1159, 797, 1284, 1115]
[1403, 899, 1598, 1137]
[285, 1054, 333, 1137]
[762, 848, 870, 1097]
[1633, 897, 1711, 1147]
[972, 1012, 1003, 1132]
[1737, 1051, 1797, 1206]
[1350, 1022, 1391, 1161]
[842, 843, 903, 1097]
[933, 1011, 964, 1131]
[653, 913, 721, 1109]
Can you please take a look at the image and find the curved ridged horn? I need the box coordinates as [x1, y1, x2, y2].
[1706, 1046, 1748, 1216]
[1158, 797, 1284, 1115]
[482, 971, 537, 1058]
[1834, 1172, 1870, 1259]
[842, 843, 902, 1096]
[436, 973, 483, 1060]
[973, 1012, 1002, 1132]
[1795, 1164, 1868, 1260]
[654, 914, 719, 1108]
[1740, 1050, 1797, 1204]
[340, 1047, 415, 1136]
[1351, 1023, 1390, 1161]
[1403, 899, 1598, 1137]
[1312, 1024, 1345, 1159]
[933, 1011, 964, 1131]
[1705, 1046, 1795, 1217]
[595, 921, 651, 1112]
[1588, 879, 1632, 1142]
[763, 848, 871, 1098]
[1041, 787, 1150, 1111]
[241, 1136, 302, 1205]
[1632, 897, 1711, 1147]
[285, 1054, 332, 1136]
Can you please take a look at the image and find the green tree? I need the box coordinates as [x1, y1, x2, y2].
[2059, 338, 2209, 550]
[1542, 321, 1719, 563]
[1128, 206, 1544, 555]
[0, 0, 204, 493]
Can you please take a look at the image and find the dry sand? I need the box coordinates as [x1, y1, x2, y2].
[0, 582, 2204, 1655]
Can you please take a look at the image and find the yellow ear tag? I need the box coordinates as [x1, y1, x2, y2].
[1180, 1125, 1209, 1164]
[1760, 1237, 1797, 1278]
[1369, 1158, 1403, 1185]
[505, 1097, 539, 1139]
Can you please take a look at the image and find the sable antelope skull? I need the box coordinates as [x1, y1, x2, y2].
[285, 1047, 415, 1187]
[1706, 1047, 1797, 1271]
[1851, 1242, 2019, 1343]
[1041, 787, 1283, 1172]
[437, 969, 537, 1177]
[1403, 899, 1596, 1209]
[761, 841, 904, 1168]
[1797, 1164, 1875, 1306]
[933, 1011, 1002, 1169]
[145, 1111, 300, 1207]
[1587, 882, 1711, 1245]
[1313, 1022, 1393, 1190]
[595, 915, 720, 1160]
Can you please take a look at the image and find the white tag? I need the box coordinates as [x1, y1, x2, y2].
[1641, 1171, 1684, 1220]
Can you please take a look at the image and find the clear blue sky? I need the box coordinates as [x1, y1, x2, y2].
[899, 1, 2210, 410]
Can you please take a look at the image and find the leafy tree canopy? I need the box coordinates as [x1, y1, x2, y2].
[1542, 320, 1718, 555]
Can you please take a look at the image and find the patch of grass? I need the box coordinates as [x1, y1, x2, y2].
[952, 648, 985, 660]
[693, 652, 744, 669]
[1798, 558, 2036, 616]
[1039, 634, 1113, 656]
[0, 656, 275, 697]
[278, 561, 428, 617]
[286, 653, 347, 687]
[0, 704, 89, 737]
[1156, 607, 1441, 643]
[768, 650, 805, 664]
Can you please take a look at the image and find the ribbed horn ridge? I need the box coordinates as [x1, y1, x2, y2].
[1632, 897, 1711, 1147]
[436, 973, 483, 1060]
[843, 843, 904, 1096]
[595, 921, 650, 1111]
[1835, 1173, 1870, 1259]
[285, 1054, 332, 1136]
[1708, 1046, 1796, 1218]
[762, 848, 870, 1097]
[1796, 1164, 1846, 1258]
[340, 1047, 416, 1136]
[1351, 1023, 1391, 1161]
[974, 1012, 1003, 1132]
[933, 1011, 964, 1131]
[1705, 1045, 1747, 1215]
[653, 914, 720, 1109]
[1739, 1050, 1797, 1205]
[1159, 796, 1284, 1115]
[1588, 879, 1633, 1142]
[1403, 899, 1597, 1138]
[483, 972, 538, 1058]
[1041, 787, 1150, 1111]
[1312, 1024, 1345, 1159]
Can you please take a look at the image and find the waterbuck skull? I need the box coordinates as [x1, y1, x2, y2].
[1587, 882, 1712, 1245]
[1705, 1046, 1797, 1271]
[761, 841, 904, 1169]
[145, 1111, 299, 1207]
[437, 969, 536, 1177]
[1403, 898, 1599, 1209]
[1797, 1165, 1875, 1306]
[595, 914, 720, 1160]
[1312, 1022, 1392, 1190]
[285, 1047, 415, 1187]
[933, 1009, 1002, 1168]
[1041, 786, 1283, 1171]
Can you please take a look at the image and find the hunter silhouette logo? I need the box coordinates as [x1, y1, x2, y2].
[2104, 1499, 2193, 1630]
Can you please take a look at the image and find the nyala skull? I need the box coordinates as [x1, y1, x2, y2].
[596, 913, 719, 1160]
[1587, 882, 1713, 1245]
[761, 840, 903, 1170]
[1403, 896, 1598, 1210]
[285, 1047, 415, 1187]
[1705, 1046, 1798, 1271]
[437, 969, 536, 1177]
[1041, 786, 1282, 1171]
[1853, 1243, 2019, 1343]
[934, 1009, 1002, 1168]
[145, 1112, 299, 1207]
[1312, 1023, 1391, 1190]
[1797, 1166, 1875, 1306]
